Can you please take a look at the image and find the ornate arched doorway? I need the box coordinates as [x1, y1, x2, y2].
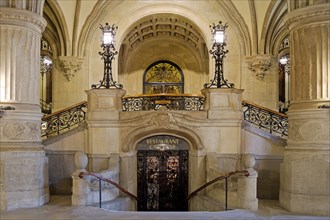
[136, 135, 189, 211]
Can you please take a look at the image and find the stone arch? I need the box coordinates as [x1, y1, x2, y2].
[78, 1, 251, 57]
[122, 124, 204, 153]
[259, 0, 288, 55]
[43, 0, 70, 57]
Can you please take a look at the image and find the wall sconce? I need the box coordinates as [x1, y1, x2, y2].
[204, 21, 234, 88]
[91, 23, 123, 89]
[0, 106, 15, 118]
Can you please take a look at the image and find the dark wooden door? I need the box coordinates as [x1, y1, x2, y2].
[137, 136, 188, 211]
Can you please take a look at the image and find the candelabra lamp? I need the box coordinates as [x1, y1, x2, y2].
[91, 23, 123, 89]
[204, 21, 234, 88]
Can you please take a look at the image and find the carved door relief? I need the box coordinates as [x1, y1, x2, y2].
[137, 135, 189, 211]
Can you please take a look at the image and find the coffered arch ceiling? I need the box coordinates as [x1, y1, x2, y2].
[119, 13, 209, 75]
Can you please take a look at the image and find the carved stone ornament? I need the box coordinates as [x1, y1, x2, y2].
[289, 119, 329, 143]
[1, 122, 41, 141]
[55, 56, 84, 81]
[246, 55, 273, 80]
[149, 107, 177, 128]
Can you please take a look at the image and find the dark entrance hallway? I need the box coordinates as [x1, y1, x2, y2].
[137, 135, 189, 211]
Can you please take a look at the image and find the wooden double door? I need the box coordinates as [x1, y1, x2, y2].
[137, 136, 189, 211]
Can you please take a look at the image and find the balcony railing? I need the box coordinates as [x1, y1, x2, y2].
[41, 101, 87, 137]
[242, 100, 288, 137]
[122, 93, 205, 111]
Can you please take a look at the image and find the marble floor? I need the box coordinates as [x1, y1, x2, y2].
[1, 196, 329, 220]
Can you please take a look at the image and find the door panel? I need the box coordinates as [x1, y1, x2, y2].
[137, 137, 188, 211]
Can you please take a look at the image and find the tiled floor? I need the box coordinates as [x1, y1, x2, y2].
[1, 196, 329, 220]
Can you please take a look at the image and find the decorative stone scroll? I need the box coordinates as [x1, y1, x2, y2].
[246, 55, 273, 80]
[55, 56, 84, 81]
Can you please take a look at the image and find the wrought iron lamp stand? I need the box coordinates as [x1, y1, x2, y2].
[91, 23, 123, 89]
[204, 22, 234, 89]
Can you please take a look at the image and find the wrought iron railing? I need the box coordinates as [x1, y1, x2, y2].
[41, 101, 87, 137]
[40, 99, 52, 115]
[79, 171, 138, 208]
[122, 93, 204, 111]
[242, 100, 288, 137]
[188, 170, 249, 211]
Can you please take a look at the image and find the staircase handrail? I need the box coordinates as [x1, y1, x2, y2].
[41, 101, 87, 137]
[79, 171, 138, 201]
[242, 100, 288, 137]
[242, 100, 287, 117]
[187, 170, 249, 201]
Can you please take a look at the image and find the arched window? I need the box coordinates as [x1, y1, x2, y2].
[143, 61, 184, 94]
[278, 35, 290, 113]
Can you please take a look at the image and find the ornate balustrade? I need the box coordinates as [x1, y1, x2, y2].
[40, 99, 52, 115]
[41, 98, 288, 139]
[122, 93, 205, 111]
[242, 100, 288, 137]
[41, 101, 87, 137]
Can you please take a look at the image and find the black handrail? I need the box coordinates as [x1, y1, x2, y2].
[187, 170, 249, 211]
[41, 101, 87, 137]
[242, 100, 288, 137]
[79, 171, 137, 208]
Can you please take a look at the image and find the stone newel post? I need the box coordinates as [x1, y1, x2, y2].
[72, 151, 90, 206]
[237, 154, 258, 211]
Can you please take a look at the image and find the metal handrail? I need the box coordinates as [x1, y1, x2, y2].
[79, 171, 137, 208]
[187, 170, 249, 211]
[41, 101, 87, 137]
[242, 100, 288, 137]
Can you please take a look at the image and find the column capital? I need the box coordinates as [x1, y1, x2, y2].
[55, 56, 84, 81]
[285, 4, 330, 31]
[0, 7, 46, 33]
[245, 54, 274, 80]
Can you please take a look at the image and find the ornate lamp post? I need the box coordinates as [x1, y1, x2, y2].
[91, 23, 123, 89]
[204, 21, 234, 88]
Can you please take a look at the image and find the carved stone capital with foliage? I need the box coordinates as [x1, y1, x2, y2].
[246, 55, 273, 80]
[55, 56, 84, 81]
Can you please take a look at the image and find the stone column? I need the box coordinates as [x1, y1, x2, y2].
[0, 2, 49, 212]
[279, 2, 330, 216]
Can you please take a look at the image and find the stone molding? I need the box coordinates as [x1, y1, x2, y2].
[55, 56, 84, 81]
[285, 4, 330, 31]
[246, 55, 273, 80]
[287, 109, 330, 145]
[288, 119, 329, 144]
[0, 7, 46, 33]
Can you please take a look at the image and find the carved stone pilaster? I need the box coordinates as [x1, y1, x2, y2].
[55, 56, 84, 81]
[246, 55, 273, 80]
